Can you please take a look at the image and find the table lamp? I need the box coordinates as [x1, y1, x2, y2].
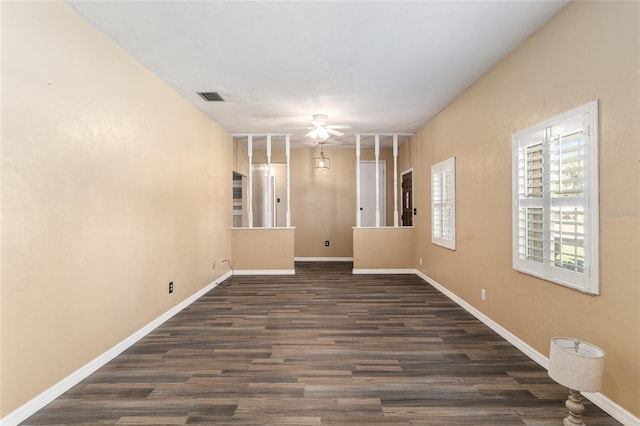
[548, 337, 605, 426]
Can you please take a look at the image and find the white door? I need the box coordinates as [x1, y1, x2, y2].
[359, 161, 386, 227]
[263, 174, 276, 227]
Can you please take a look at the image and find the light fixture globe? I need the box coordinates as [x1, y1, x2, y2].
[313, 142, 330, 169]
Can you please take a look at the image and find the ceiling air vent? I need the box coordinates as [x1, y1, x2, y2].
[197, 92, 225, 102]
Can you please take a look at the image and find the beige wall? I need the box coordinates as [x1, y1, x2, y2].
[238, 145, 397, 258]
[398, 140, 414, 228]
[1, 2, 233, 417]
[231, 228, 295, 271]
[412, 1, 639, 416]
[233, 138, 249, 177]
[291, 147, 356, 257]
[6, 0, 636, 420]
[353, 227, 415, 270]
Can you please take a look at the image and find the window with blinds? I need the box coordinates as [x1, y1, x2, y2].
[432, 157, 456, 250]
[512, 101, 599, 294]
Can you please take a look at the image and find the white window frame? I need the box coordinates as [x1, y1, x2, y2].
[432, 157, 456, 250]
[512, 101, 599, 295]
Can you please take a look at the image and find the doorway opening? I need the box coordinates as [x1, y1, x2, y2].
[401, 169, 413, 226]
[359, 160, 386, 227]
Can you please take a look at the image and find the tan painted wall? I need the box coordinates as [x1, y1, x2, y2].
[291, 147, 396, 257]
[353, 227, 415, 270]
[238, 145, 396, 258]
[398, 141, 414, 228]
[233, 138, 249, 177]
[412, 1, 640, 416]
[231, 228, 295, 271]
[0, 2, 233, 416]
[291, 147, 356, 257]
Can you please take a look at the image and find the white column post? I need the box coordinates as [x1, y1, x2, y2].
[375, 134, 380, 227]
[266, 135, 272, 228]
[356, 135, 361, 227]
[286, 134, 291, 227]
[248, 135, 253, 228]
[393, 134, 399, 227]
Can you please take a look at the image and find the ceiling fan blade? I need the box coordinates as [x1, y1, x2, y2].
[327, 128, 345, 137]
[327, 124, 351, 130]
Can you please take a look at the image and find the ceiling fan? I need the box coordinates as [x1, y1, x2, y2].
[297, 114, 351, 140]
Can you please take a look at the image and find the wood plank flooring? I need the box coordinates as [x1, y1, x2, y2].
[22, 262, 621, 425]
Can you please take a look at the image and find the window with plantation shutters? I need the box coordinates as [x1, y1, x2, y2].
[432, 157, 456, 250]
[512, 101, 599, 294]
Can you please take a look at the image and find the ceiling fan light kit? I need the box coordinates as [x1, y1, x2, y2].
[309, 127, 330, 141]
[302, 113, 351, 140]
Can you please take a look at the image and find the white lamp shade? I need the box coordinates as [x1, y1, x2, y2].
[548, 337, 605, 392]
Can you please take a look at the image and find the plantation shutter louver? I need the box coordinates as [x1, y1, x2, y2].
[432, 157, 456, 250]
[512, 101, 599, 294]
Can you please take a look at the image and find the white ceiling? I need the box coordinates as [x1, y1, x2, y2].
[67, 1, 567, 147]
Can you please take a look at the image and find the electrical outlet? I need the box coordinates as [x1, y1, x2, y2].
[481, 289, 486, 301]
[325, 240, 330, 247]
[212, 261, 216, 270]
[169, 281, 174, 294]
[419, 257, 423, 265]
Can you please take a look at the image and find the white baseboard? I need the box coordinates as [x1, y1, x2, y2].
[4, 268, 636, 426]
[353, 268, 416, 274]
[294, 257, 353, 262]
[582, 391, 640, 426]
[415, 269, 640, 426]
[232, 269, 295, 275]
[0, 270, 232, 426]
[415, 270, 549, 368]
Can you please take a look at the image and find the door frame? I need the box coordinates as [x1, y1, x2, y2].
[400, 168, 413, 226]
[359, 160, 386, 227]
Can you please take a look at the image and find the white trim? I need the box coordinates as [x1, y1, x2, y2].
[231, 226, 295, 230]
[359, 160, 386, 228]
[247, 135, 253, 227]
[431, 157, 456, 250]
[393, 134, 398, 227]
[400, 168, 414, 227]
[375, 135, 380, 227]
[415, 269, 548, 367]
[353, 226, 414, 230]
[294, 257, 353, 262]
[415, 269, 639, 426]
[6, 267, 634, 426]
[285, 135, 291, 227]
[400, 168, 414, 179]
[353, 268, 415, 275]
[512, 100, 599, 295]
[581, 392, 639, 426]
[232, 269, 295, 275]
[0, 271, 232, 426]
[356, 135, 361, 227]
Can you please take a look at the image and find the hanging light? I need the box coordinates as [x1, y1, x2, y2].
[309, 127, 329, 141]
[314, 141, 330, 169]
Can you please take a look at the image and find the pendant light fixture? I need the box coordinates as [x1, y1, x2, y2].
[314, 140, 330, 169]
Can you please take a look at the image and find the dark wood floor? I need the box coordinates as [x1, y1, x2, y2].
[23, 262, 620, 425]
